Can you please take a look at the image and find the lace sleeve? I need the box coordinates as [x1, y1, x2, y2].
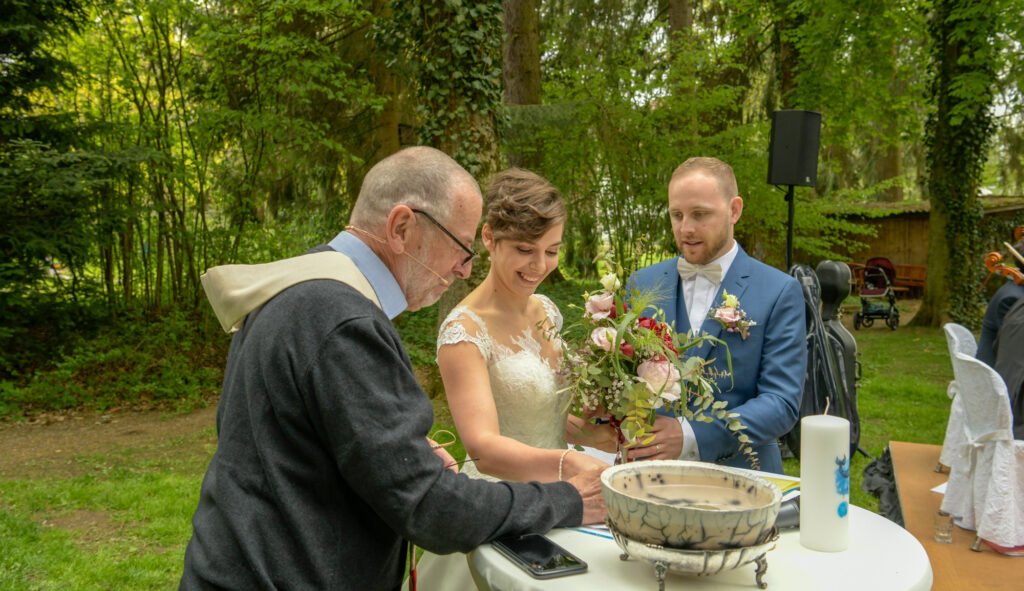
[437, 306, 491, 361]
[535, 294, 563, 332]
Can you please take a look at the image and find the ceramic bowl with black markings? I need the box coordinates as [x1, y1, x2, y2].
[600, 460, 782, 550]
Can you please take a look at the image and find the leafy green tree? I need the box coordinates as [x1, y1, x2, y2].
[0, 0, 85, 142]
[788, 0, 929, 202]
[914, 0, 1004, 327]
[194, 0, 381, 261]
[382, 1, 504, 179]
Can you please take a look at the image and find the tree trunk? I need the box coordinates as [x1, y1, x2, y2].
[773, 1, 802, 109]
[879, 43, 905, 203]
[878, 138, 904, 203]
[913, 196, 952, 326]
[667, 0, 693, 35]
[401, 0, 503, 324]
[503, 0, 542, 169]
[343, 0, 405, 208]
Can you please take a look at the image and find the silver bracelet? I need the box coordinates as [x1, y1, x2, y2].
[558, 449, 574, 481]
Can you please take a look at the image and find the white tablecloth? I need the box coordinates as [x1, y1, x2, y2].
[469, 505, 933, 591]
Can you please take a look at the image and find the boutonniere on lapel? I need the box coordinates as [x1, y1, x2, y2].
[708, 289, 757, 340]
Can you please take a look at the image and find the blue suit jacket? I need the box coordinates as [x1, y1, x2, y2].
[630, 246, 807, 473]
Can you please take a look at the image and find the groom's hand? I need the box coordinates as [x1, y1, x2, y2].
[566, 465, 607, 525]
[627, 416, 683, 461]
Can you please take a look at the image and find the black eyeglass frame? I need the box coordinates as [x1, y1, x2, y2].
[409, 208, 478, 266]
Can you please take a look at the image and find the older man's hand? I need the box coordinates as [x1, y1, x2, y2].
[427, 437, 459, 473]
[565, 464, 607, 525]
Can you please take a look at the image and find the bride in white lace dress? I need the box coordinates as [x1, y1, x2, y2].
[408, 169, 615, 590]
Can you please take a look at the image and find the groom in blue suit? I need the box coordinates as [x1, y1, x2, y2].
[628, 157, 806, 474]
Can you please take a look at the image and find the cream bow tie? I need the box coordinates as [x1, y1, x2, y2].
[677, 259, 723, 284]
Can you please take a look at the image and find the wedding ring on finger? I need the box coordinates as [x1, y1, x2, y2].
[656, 444, 662, 452]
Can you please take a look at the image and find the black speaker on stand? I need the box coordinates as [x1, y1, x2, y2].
[767, 109, 822, 269]
[769, 110, 868, 462]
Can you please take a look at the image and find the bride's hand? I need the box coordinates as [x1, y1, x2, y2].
[590, 422, 619, 453]
[581, 404, 609, 421]
[565, 414, 618, 453]
[562, 450, 610, 481]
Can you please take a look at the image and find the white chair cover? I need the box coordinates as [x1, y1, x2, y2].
[940, 351, 1024, 547]
[939, 323, 976, 467]
[944, 322, 978, 358]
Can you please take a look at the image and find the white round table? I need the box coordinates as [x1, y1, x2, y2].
[469, 505, 933, 591]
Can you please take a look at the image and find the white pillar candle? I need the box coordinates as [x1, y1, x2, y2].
[799, 414, 851, 552]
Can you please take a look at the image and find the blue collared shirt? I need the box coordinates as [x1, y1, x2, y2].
[327, 231, 407, 320]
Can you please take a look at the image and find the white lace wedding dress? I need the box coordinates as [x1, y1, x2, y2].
[406, 294, 571, 590]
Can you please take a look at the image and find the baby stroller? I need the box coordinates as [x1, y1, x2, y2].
[853, 257, 900, 330]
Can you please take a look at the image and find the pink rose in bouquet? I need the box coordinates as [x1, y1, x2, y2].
[637, 358, 682, 403]
[584, 292, 615, 320]
[590, 327, 616, 352]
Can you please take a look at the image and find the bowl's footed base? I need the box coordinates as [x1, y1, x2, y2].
[609, 520, 777, 590]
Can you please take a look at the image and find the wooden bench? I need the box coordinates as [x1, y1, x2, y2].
[849, 262, 927, 296]
[894, 264, 927, 290]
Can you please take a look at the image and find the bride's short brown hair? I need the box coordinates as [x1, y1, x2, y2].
[484, 168, 566, 242]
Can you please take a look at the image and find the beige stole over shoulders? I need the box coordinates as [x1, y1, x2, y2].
[201, 251, 382, 333]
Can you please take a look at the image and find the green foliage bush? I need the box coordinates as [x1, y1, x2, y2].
[393, 306, 440, 369]
[0, 310, 226, 419]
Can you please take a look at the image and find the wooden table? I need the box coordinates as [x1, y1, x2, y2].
[889, 441, 1020, 591]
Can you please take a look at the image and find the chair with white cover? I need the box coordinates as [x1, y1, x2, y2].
[939, 323, 977, 470]
[940, 351, 1024, 551]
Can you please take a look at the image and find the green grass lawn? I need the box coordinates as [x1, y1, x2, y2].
[0, 429, 216, 590]
[788, 324, 952, 512]
[0, 291, 953, 589]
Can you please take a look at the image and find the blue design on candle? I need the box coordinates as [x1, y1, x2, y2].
[834, 454, 850, 495]
[834, 454, 850, 518]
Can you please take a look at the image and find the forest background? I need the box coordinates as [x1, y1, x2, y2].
[2, 0, 1024, 414]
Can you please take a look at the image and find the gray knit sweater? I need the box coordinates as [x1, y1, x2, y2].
[180, 276, 582, 590]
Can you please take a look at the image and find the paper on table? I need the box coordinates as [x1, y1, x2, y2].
[931, 481, 947, 495]
[732, 468, 801, 500]
[762, 475, 801, 497]
[577, 445, 617, 465]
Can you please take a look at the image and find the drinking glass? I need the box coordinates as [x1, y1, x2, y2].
[933, 511, 954, 544]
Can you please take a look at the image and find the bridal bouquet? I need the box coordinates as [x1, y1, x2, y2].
[559, 267, 756, 466]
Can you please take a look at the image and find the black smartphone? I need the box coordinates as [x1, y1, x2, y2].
[491, 533, 588, 579]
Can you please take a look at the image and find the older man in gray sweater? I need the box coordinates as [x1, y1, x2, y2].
[180, 147, 605, 590]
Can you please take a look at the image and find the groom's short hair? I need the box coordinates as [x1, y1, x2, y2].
[350, 146, 478, 229]
[671, 157, 739, 201]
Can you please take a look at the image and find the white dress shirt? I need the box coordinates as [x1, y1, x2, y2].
[678, 241, 739, 460]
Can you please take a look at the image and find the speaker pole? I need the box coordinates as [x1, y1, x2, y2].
[785, 184, 795, 270]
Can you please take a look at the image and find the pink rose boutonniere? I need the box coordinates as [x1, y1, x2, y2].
[709, 289, 757, 340]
